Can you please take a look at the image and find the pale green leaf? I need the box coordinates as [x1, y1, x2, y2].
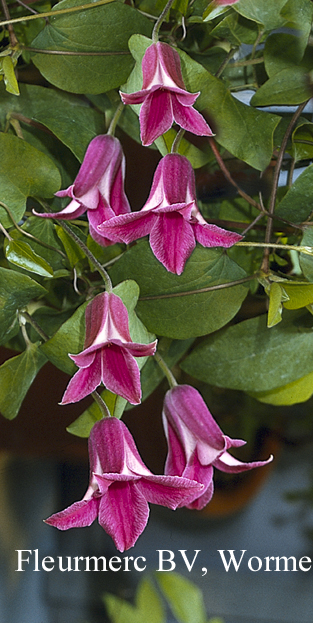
[0, 343, 47, 419]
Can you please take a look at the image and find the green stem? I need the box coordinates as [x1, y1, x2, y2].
[60, 221, 113, 292]
[237, 241, 313, 255]
[21, 311, 49, 342]
[92, 391, 111, 417]
[107, 101, 124, 136]
[261, 99, 309, 273]
[171, 128, 185, 153]
[152, 0, 176, 43]
[154, 352, 177, 389]
[215, 47, 237, 79]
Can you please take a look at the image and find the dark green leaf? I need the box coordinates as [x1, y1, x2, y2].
[0, 267, 47, 344]
[30, 0, 152, 94]
[264, 33, 306, 78]
[0, 83, 104, 162]
[250, 67, 311, 107]
[0, 133, 61, 227]
[4, 239, 54, 277]
[40, 300, 88, 374]
[234, 0, 288, 31]
[181, 310, 313, 392]
[0, 343, 47, 419]
[275, 164, 313, 222]
[110, 240, 248, 339]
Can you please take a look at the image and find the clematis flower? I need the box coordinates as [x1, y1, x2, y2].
[162, 385, 273, 510]
[45, 417, 203, 551]
[61, 291, 157, 406]
[99, 153, 242, 275]
[33, 135, 130, 246]
[120, 42, 213, 146]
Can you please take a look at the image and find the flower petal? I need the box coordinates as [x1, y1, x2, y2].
[194, 222, 242, 248]
[139, 90, 174, 146]
[172, 95, 214, 136]
[32, 199, 85, 220]
[149, 211, 195, 274]
[138, 474, 204, 510]
[101, 344, 142, 404]
[99, 210, 155, 244]
[61, 352, 102, 404]
[214, 451, 274, 474]
[98, 481, 149, 552]
[45, 498, 99, 530]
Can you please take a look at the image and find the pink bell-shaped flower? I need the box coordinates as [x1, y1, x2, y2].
[162, 385, 273, 510]
[45, 417, 203, 551]
[120, 42, 213, 146]
[62, 291, 157, 405]
[99, 153, 242, 275]
[33, 135, 130, 246]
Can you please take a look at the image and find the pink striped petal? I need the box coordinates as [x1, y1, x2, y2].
[101, 345, 142, 404]
[139, 90, 174, 146]
[149, 212, 195, 274]
[61, 352, 102, 404]
[45, 498, 99, 530]
[194, 222, 242, 248]
[172, 95, 213, 136]
[138, 474, 203, 509]
[32, 199, 85, 220]
[99, 210, 155, 244]
[213, 451, 273, 474]
[98, 481, 149, 552]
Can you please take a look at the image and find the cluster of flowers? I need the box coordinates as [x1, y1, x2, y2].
[41, 32, 271, 552]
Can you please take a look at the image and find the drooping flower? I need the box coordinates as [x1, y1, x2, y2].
[33, 135, 130, 246]
[120, 42, 213, 146]
[45, 417, 203, 551]
[162, 385, 273, 510]
[62, 291, 157, 406]
[99, 153, 242, 275]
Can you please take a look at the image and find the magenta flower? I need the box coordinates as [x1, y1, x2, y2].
[162, 385, 273, 510]
[120, 42, 213, 146]
[45, 417, 203, 551]
[99, 154, 242, 275]
[33, 135, 130, 246]
[62, 291, 157, 406]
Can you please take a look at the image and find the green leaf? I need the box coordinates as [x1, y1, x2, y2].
[250, 67, 311, 107]
[267, 282, 283, 327]
[4, 239, 54, 278]
[275, 164, 313, 222]
[156, 572, 206, 623]
[110, 240, 248, 339]
[104, 577, 165, 623]
[264, 33, 306, 78]
[283, 282, 313, 309]
[21, 216, 66, 272]
[126, 35, 280, 171]
[136, 579, 165, 623]
[280, 0, 313, 44]
[233, 0, 288, 31]
[2, 56, 19, 95]
[0, 267, 47, 344]
[0, 343, 47, 419]
[250, 370, 313, 406]
[0, 133, 61, 227]
[0, 83, 104, 162]
[30, 0, 152, 94]
[292, 121, 313, 162]
[55, 225, 85, 268]
[40, 301, 88, 374]
[181, 310, 313, 392]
